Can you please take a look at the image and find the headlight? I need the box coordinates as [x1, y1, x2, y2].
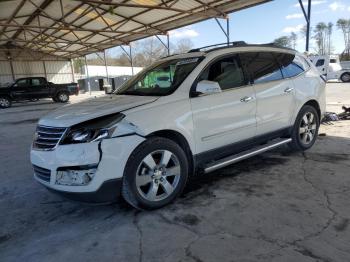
[61, 113, 124, 144]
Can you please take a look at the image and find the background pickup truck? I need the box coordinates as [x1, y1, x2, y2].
[0, 77, 79, 108]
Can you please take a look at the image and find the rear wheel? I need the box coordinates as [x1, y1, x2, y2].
[0, 96, 12, 108]
[122, 137, 188, 210]
[56, 92, 69, 103]
[340, 72, 350, 82]
[289, 105, 320, 151]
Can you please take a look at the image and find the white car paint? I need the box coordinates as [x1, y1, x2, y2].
[31, 45, 325, 198]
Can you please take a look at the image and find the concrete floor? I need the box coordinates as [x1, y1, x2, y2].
[0, 84, 349, 262]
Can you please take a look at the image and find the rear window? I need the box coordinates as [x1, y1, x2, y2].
[239, 52, 283, 84]
[330, 59, 337, 63]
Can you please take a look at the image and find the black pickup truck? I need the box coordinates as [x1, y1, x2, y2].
[0, 77, 79, 108]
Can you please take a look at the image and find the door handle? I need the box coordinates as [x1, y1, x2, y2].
[240, 96, 253, 102]
[284, 87, 294, 93]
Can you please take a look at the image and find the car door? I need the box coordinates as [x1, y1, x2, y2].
[239, 52, 296, 136]
[28, 78, 49, 98]
[190, 54, 257, 155]
[11, 78, 30, 99]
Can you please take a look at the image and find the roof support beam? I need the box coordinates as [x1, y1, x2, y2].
[214, 16, 230, 45]
[299, 0, 311, 52]
[82, 0, 192, 14]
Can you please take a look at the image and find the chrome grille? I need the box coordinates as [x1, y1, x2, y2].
[33, 125, 67, 150]
[33, 165, 51, 182]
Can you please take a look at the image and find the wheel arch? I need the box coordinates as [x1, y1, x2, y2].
[147, 129, 195, 177]
[303, 99, 321, 121]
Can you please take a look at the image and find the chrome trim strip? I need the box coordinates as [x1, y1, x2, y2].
[204, 138, 292, 173]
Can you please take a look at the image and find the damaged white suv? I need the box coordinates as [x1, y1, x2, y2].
[31, 42, 326, 209]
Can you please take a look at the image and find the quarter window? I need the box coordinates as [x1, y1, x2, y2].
[275, 53, 305, 78]
[199, 55, 246, 90]
[239, 52, 283, 84]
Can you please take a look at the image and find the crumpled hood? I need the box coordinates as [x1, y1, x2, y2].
[39, 95, 158, 127]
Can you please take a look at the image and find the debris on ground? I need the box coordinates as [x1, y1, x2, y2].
[322, 106, 350, 124]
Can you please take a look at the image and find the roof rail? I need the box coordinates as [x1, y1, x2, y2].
[188, 41, 295, 53]
[188, 41, 247, 53]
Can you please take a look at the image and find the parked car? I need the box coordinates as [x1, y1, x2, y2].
[0, 77, 79, 108]
[31, 42, 326, 209]
[309, 54, 350, 82]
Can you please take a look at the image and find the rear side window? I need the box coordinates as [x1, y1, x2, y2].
[31, 78, 45, 86]
[316, 59, 325, 67]
[199, 55, 247, 90]
[275, 53, 305, 78]
[239, 52, 283, 84]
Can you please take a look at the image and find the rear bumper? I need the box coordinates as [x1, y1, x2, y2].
[47, 178, 123, 203]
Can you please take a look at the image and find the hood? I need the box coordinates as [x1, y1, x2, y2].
[39, 95, 158, 127]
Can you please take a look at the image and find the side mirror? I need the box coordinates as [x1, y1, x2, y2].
[195, 80, 222, 95]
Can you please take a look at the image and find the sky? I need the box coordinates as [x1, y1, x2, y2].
[167, 0, 350, 54]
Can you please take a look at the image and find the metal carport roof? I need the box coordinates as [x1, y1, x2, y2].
[0, 0, 271, 59]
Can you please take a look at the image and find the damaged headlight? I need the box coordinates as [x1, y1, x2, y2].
[61, 113, 124, 144]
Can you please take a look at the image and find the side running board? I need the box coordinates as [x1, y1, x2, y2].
[204, 138, 292, 174]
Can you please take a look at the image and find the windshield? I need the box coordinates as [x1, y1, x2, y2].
[116, 57, 202, 96]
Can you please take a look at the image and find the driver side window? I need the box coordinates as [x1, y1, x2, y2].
[199, 55, 247, 90]
[15, 79, 29, 87]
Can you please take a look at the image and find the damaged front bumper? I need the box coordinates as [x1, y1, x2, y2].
[30, 135, 145, 202]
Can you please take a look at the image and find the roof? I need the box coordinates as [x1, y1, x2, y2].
[0, 0, 271, 59]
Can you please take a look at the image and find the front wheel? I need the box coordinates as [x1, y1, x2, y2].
[289, 105, 320, 151]
[56, 92, 69, 103]
[122, 137, 189, 210]
[0, 96, 12, 108]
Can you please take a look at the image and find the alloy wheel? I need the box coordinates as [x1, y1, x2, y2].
[135, 150, 181, 202]
[299, 112, 317, 145]
[59, 93, 68, 102]
[0, 98, 10, 107]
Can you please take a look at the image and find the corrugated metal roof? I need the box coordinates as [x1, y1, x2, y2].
[0, 0, 271, 59]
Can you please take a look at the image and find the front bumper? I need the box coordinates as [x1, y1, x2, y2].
[30, 135, 145, 202]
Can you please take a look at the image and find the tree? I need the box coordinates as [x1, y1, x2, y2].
[290, 32, 298, 49]
[327, 22, 333, 55]
[273, 36, 292, 48]
[173, 39, 194, 54]
[313, 22, 327, 55]
[336, 18, 350, 59]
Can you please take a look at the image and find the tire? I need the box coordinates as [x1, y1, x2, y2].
[122, 137, 189, 210]
[289, 105, 320, 151]
[0, 96, 12, 108]
[30, 98, 39, 102]
[56, 92, 69, 103]
[340, 72, 350, 82]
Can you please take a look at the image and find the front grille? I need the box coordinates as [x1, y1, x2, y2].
[33, 165, 51, 182]
[33, 125, 67, 150]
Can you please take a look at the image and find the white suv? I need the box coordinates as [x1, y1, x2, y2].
[31, 42, 326, 209]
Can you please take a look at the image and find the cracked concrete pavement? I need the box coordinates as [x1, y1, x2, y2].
[0, 84, 350, 262]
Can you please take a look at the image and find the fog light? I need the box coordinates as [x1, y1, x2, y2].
[56, 168, 97, 186]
